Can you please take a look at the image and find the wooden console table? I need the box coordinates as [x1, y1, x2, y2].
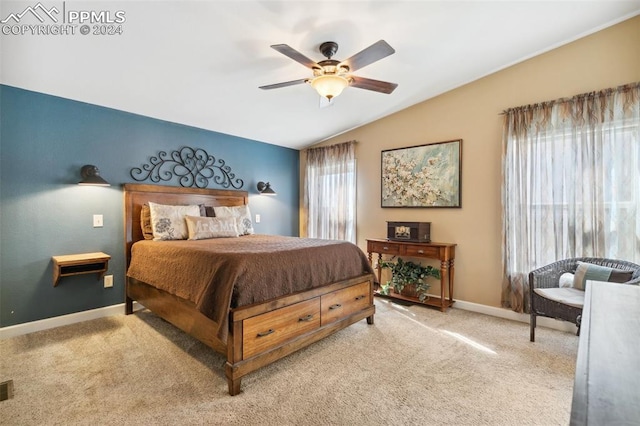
[366, 239, 456, 311]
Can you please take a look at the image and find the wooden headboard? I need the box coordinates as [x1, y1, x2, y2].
[123, 183, 249, 267]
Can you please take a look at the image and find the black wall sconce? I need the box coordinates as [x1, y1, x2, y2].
[78, 165, 110, 186]
[257, 181, 276, 195]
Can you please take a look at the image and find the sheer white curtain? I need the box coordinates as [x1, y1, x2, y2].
[502, 82, 640, 312]
[304, 141, 356, 243]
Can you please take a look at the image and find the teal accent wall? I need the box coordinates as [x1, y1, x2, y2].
[0, 85, 300, 327]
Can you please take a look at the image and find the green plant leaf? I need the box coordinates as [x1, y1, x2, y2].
[378, 257, 440, 300]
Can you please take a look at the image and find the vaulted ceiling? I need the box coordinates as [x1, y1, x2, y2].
[2, 1, 639, 149]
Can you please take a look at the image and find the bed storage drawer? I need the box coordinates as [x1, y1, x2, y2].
[242, 298, 320, 358]
[321, 281, 371, 326]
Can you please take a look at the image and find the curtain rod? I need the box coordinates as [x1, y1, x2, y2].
[499, 81, 639, 115]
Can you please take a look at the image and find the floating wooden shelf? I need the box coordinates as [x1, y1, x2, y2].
[52, 252, 111, 287]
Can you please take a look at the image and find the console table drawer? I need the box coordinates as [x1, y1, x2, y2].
[403, 244, 440, 258]
[367, 240, 400, 255]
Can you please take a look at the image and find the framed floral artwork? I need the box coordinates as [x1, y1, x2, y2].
[381, 139, 462, 208]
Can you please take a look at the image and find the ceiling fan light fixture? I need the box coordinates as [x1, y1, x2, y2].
[311, 74, 350, 100]
[261, 40, 396, 101]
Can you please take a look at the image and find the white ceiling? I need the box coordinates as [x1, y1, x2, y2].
[2, 1, 639, 149]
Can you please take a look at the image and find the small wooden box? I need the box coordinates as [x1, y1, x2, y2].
[387, 221, 431, 242]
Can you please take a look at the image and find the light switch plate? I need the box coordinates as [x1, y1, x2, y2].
[93, 214, 103, 227]
[255, 214, 261, 223]
[104, 275, 113, 288]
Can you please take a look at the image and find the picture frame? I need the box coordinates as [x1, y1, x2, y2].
[381, 139, 462, 208]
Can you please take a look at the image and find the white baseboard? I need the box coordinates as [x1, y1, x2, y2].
[1, 298, 576, 340]
[0, 302, 144, 340]
[453, 299, 578, 334]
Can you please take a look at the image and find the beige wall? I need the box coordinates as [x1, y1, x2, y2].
[302, 16, 640, 308]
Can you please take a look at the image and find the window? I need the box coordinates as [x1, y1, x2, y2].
[304, 141, 356, 243]
[501, 83, 639, 312]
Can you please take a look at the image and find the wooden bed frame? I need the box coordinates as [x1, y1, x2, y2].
[123, 183, 375, 395]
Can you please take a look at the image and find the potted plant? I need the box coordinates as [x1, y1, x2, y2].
[378, 257, 440, 302]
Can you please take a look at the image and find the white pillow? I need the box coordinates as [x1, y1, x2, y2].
[185, 215, 239, 240]
[213, 205, 254, 235]
[148, 202, 201, 240]
[558, 272, 574, 288]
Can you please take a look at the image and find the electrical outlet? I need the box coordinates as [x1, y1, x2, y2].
[104, 275, 113, 288]
[93, 214, 103, 228]
[255, 214, 261, 223]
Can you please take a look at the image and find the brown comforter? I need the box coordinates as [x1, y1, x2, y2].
[127, 234, 374, 342]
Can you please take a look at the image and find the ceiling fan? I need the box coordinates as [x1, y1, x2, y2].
[259, 40, 398, 102]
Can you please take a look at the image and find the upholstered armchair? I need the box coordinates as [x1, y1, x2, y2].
[529, 257, 640, 342]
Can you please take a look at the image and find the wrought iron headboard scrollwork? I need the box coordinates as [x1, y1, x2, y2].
[130, 146, 244, 189]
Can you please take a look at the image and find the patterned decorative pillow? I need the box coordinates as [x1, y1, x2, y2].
[213, 205, 254, 235]
[185, 215, 239, 240]
[148, 202, 202, 240]
[141, 203, 211, 240]
[573, 261, 633, 290]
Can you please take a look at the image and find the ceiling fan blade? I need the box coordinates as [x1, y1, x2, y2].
[259, 79, 308, 90]
[350, 76, 398, 94]
[340, 40, 395, 72]
[271, 44, 320, 69]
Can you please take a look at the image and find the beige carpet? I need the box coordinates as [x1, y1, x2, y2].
[0, 299, 578, 425]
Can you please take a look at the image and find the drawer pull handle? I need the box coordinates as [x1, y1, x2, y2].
[417, 250, 424, 254]
[329, 304, 342, 310]
[257, 329, 275, 337]
[354, 295, 366, 301]
[383, 246, 389, 250]
[299, 314, 314, 322]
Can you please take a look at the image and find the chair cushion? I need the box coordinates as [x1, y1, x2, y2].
[534, 287, 585, 308]
[573, 261, 634, 290]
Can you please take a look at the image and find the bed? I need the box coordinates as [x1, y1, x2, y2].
[123, 183, 376, 395]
